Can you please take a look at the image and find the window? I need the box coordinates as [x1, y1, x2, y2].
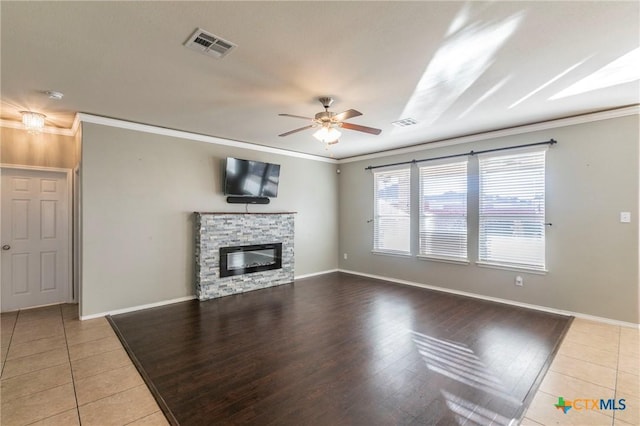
[373, 167, 411, 254]
[419, 160, 468, 261]
[478, 148, 546, 271]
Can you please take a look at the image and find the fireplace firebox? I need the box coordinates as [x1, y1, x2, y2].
[219, 243, 283, 278]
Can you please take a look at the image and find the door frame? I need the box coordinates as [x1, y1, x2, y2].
[0, 164, 75, 308]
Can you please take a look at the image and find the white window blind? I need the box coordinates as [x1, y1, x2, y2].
[373, 167, 411, 254]
[419, 160, 468, 261]
[478, 148, 546, 271]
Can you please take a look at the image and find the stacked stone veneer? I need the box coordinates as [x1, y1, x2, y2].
[195, 213, 295, 300]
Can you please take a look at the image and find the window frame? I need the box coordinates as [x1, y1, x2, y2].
[372, 166, 412, 256]
[477, 147, 547, 272]
[417, 158, 469, 263]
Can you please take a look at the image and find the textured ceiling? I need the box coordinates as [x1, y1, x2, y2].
[1, 1, 638, 159]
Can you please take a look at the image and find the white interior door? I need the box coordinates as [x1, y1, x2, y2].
[1, 168, 70, 311]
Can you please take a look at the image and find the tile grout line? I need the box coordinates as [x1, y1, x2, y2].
[75, 383, 149, 407]
[36, 306, 79, 425]
[19, 384, 80, 426]
[553, 350, 618, 370]
[65, 347, 125, 381]
[531, 324, 620, 424]
[1, 306, 160, 426]
[61, 305, 83, 425]
[1, 311, 20, 378]
[60, 307, 82, 426]
[65, 313, 157, 424]
[562, 337, 620, 354]
[0, 357, 69, 381]
[560, 337, 621, 353]
[543, 370, 615, 396]
[7, 307, 73, 426]
[73, 363, 146, 405]
[547, 367, 617, 392]
[122, 410, 163, 426]
[612, 326, 621, 425]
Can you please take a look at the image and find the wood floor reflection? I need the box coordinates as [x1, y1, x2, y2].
[109, 272, 571, 425]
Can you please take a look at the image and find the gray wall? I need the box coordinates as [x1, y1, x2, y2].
[81, 123, 338, 316]
[338, 115, 639, 323]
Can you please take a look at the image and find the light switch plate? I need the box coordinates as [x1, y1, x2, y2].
[620, 212, 631, 223]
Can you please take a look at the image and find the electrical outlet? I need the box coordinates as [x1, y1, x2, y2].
[343, 253, 348, 260]
[620, 212, 631, 223]
[515, 276, 524, 287]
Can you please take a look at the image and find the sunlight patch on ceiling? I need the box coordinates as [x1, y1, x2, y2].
[509, 59, 589, 108]
[550, 47, 640, 100]
[401, 10, 525, 127]
[446, 2, 472, 36]
[458, 76, 511, 119]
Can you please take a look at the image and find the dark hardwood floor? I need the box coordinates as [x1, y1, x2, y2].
[108, 272, 571, 426]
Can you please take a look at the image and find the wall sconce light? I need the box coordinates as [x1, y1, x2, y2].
[20, 111, 46, 134]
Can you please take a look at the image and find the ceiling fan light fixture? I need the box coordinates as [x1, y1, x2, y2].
[20, 111, 46, 133]
[279, 97, 381, 144]
[313, 126, 341, 143]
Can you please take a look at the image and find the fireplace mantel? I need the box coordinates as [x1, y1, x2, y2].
[195, 212, 297, 215]
[194, 212, 295, 300]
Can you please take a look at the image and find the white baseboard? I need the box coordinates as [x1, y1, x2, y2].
[80, 269, 341, 320]
[1, 301, 72, 314]
[338, 269, 640, 329]
[80, 295, 197, 320]
[295, 269, 339, 280]
[80, 270, 639, 329]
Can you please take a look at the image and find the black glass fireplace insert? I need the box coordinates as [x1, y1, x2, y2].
[219, 243, 283, 278]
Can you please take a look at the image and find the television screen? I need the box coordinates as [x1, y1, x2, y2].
[224, 158, 281, 197]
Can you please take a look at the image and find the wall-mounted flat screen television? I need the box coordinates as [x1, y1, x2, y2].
[224, 157, 281, 198]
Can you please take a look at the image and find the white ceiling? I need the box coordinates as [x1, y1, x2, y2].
[1, 1, 638, 159]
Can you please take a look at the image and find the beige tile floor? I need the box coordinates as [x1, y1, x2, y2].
[522, 318, 640, 426]
[1, 304, 168, 426]
[1, 305, 638, 426]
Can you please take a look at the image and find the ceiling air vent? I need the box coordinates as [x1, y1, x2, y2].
[392, 118, 418, 128]
[184, 28, 236, 58]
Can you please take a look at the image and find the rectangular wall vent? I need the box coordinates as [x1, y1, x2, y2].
[392, 118, 418, 128]
[184, 28, 236, 59]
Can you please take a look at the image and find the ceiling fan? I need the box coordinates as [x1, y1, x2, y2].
[278, 97, 382, 145]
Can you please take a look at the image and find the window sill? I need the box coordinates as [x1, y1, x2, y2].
[371, 250, 412, 258]
[475, 261, 547, 275]
[417, 255, 469, 266]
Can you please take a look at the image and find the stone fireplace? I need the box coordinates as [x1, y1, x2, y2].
[194, 212, 295, 300]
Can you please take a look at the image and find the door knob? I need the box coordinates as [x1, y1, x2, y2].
[2, 245, 10, 250]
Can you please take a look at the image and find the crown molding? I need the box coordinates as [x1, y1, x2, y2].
[77, 113, 338, 164]
[4, 105, 636, 164]
[70, 113, 82, 135]
[337, 104, 640, 164]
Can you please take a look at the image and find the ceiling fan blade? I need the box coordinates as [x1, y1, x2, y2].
[279, 113, 314, 120]
[278, 125, 314, 137]
[333, 109, 362, 122]
[341, 122, 382, 135]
